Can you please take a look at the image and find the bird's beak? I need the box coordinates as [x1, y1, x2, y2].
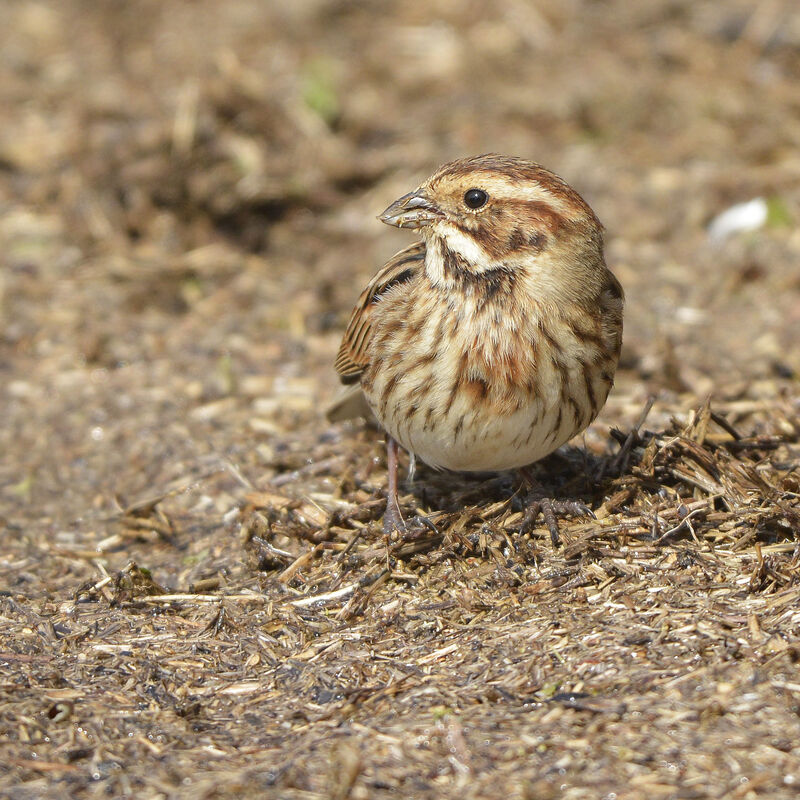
[379, 190, 443, 229]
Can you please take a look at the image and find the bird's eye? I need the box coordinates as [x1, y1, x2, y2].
[464, 188, 488, 209]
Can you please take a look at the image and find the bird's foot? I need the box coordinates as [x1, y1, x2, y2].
[382, 498, 405, 537]
[518, 496, 595, 548]
[382, 504, 438, 538]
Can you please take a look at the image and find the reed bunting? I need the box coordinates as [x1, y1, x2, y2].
[328, 154, 623, 542]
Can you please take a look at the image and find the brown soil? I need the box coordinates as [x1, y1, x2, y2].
[2, 2, 799, 798]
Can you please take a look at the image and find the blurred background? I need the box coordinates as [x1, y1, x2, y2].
[1, 0, 799, 537]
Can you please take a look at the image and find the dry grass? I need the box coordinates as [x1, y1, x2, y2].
[3, 395, 799, 799]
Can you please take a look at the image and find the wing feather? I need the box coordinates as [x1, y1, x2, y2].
[333, 242, 425, 384]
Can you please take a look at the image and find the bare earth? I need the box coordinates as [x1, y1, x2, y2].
[1, 2, 800, 798]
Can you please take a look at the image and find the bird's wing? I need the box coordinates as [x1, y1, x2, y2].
[333, 241, 425, 384]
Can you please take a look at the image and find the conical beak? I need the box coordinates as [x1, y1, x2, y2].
[379, 190, 443, 229]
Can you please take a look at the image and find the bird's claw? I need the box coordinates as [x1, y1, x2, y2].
[518, 496, 595, 548]
[383, 508, 438, 538]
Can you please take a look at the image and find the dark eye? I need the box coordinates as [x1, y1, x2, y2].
[464, 188, 488, 209]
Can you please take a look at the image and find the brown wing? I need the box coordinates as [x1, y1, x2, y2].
[334, 241, 425, 384]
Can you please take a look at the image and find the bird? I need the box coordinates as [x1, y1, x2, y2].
[327, 154, 623, 543]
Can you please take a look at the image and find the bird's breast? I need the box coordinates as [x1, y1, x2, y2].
[360, 271, 618, 471]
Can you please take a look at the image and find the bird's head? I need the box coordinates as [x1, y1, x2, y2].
[379, 154, 605, 287]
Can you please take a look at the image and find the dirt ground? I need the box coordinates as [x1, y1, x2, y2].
[2, 1, 800, 798]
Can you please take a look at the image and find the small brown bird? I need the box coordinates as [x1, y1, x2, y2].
[328, 154, 623, 541]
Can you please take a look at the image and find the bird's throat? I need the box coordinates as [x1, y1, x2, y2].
[425, 227, 506, 288]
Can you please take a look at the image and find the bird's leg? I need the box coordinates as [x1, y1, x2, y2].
[383, 435, 405, 536]
[518, 466, 594, 548]
[382, 437, 439, 543]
